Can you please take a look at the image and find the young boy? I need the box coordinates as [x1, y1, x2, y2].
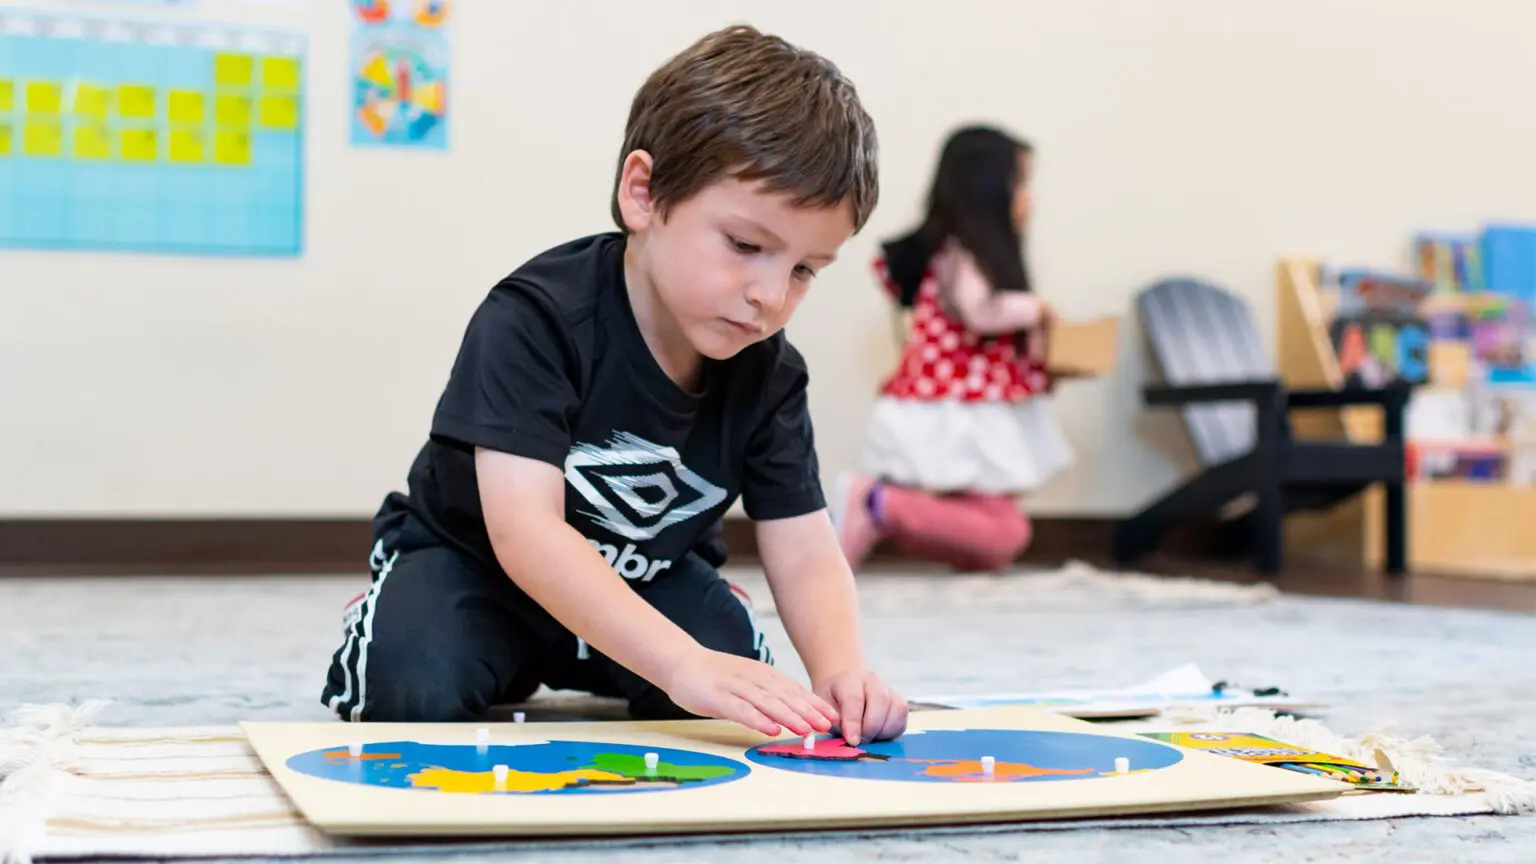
[320, 25, 907, 746]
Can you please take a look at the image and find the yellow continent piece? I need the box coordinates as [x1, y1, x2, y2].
[409, 766, 632, 794]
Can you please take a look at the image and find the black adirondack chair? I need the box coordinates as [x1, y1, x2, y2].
[1113, 278, 1411, 575]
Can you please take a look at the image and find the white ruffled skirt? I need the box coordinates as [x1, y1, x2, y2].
[861, 396, 1075, 495]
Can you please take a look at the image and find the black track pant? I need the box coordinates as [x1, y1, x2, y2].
[320, 496, 770, 723]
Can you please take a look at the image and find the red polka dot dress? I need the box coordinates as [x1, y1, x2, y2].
[862, 242, 1074, 494]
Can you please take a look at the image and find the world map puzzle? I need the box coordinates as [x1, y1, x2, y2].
[243, 708, 1349, 837]
[283, 729, 1188, 796]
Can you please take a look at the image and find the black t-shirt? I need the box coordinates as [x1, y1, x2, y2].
[399, 232, 825, 584]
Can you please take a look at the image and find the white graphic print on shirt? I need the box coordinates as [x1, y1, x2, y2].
[564, 431, 727, 580]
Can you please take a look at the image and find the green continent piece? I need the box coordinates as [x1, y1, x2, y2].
[589, 753, 736, 782]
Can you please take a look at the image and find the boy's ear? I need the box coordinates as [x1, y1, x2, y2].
[615, 150, 657, 232]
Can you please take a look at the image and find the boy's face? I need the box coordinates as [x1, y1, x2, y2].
[619, 154, 855, 360]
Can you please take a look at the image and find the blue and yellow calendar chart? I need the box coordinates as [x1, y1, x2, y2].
[0, 10, 304, 256]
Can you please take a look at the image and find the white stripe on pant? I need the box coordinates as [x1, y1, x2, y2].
[328, 539, 399, 722]
[732, 586, 774, 666]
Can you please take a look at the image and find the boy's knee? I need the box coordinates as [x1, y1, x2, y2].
[704, 581, 768, 663]
[357, 676, 479, 723]
[641, 557, 767, 664]
[627, 687, 700, 722]
[326, 651, 496, 723]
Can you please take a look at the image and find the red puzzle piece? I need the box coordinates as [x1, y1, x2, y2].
[758, 738, 889, 762]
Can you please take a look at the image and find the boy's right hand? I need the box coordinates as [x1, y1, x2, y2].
[663, 648, 839, 738]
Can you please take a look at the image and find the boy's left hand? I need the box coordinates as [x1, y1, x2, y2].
[814, 670, 908, 747]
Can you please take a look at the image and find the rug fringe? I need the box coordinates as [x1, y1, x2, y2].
[0, 701, 113, 864]
[1046, 560, 1280, 604]
[1160, 705, 1536, 815]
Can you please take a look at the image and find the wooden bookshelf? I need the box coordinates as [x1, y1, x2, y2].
[1275, 257, 1536, 581]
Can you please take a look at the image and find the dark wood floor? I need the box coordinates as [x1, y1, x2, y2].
[1082, 553, 1536, 615]
[2, 515, 1531, 615]
[977, 516, 1536, 615]
[851, 518, 1536, 615]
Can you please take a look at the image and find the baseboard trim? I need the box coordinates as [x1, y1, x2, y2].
[0, 514, 1192, 576]
[0, 518, 376, 576]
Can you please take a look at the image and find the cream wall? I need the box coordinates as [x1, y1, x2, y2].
[5, 0, 1536, 517]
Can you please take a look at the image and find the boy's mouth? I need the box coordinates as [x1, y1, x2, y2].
[723, 318, 764, 336]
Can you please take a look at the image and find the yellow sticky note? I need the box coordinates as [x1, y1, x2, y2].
[22, 120, 62, 156]
[0, 81, 14, 113]
[215, 93, 251, 129]
[118, 85, 156, 119]
[213, 129, 250, 166]
[0, 124, 12, 157]
[215, 53, 254, 87]
[120, 128, 157, 161]
[261, 56, 300, 90]
[26, 81, 62, 115]
[73, 83, 111, 120]
[169, 128, 203, 163]
[258, 94, 298, 130]
[73, 123, 111, 159]
[168, 90, 205, 125]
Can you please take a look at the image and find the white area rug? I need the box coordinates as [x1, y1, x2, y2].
[2, 700, 1531, 863]
[4, 562, 1532, 861]
[741, 559, 1281, 618]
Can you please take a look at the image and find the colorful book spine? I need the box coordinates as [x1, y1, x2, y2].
[1481, 224, 1536, 309]
[1141, 732, 1411, 792]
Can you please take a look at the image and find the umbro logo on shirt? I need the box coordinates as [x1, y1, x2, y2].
[564, 430, 727, 543]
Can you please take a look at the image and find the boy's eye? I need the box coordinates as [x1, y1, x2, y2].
[794, 264, 818, 281]
[727, 235, 760, 254]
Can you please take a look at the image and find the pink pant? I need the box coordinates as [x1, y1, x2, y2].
[876, 484, 1032, 571]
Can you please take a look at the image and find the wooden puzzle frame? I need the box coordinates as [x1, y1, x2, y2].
[243, 706, 1345, 838]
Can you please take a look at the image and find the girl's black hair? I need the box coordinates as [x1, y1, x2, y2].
[881, 125, 1032, 308]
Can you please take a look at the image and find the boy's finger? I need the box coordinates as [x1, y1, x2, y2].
[837, 687, 865, 747]
[746, 690, 813, 738]
[722, 695, 781, 738]
[765, 669, 839, 726]
[861, 684, 890, 745]
[876, 694, 910, 740]
[774, 687, 834, 734]
[806, 690, 840, 726]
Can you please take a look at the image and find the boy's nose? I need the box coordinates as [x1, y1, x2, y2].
[747, 276, 792, 314]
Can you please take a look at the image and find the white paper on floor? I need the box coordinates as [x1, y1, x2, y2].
[914, 663, 1327, 718]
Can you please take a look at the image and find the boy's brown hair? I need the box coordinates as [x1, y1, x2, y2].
[610, 24, 879, 233]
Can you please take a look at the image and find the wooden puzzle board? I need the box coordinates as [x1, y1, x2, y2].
[242, 706, 1345, 838]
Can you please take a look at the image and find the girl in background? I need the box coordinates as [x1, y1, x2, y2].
[833, 125, 1074, 572]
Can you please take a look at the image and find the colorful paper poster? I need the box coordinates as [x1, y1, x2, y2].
[0, 9, 306, 256]
[349, 0, 448, 149]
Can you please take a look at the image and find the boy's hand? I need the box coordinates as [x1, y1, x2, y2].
[664, 648, 839, 739]
[814, 669, 908, 746]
